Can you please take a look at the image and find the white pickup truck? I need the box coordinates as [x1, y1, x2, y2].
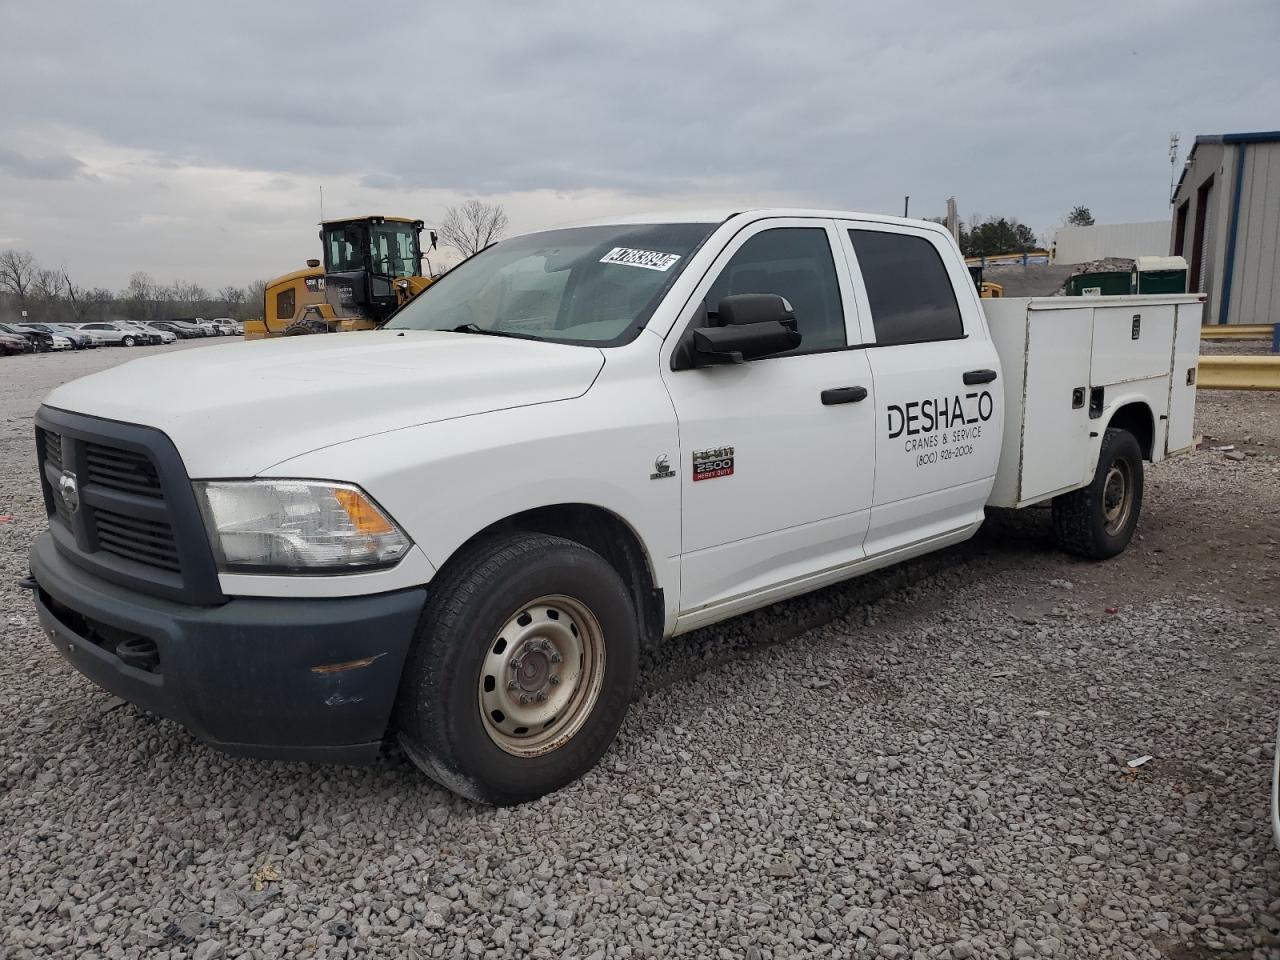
[26, 209, 1202, 804]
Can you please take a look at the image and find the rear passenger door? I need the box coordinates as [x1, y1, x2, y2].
[836, 223, 1003, 558]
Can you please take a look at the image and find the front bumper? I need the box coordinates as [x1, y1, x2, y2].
[28, 531, 426, 763]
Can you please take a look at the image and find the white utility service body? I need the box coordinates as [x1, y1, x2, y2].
[27, 208, 1201, 803]
[985, 295, 1202, 509]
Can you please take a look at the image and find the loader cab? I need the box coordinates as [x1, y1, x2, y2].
[321, 216, 427, 322]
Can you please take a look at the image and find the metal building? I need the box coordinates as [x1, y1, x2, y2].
[1171, 131, 1280, 325]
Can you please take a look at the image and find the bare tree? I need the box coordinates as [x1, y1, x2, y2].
[0, 250, 38, 305]
[31, 268, 63, 304]
[217, 284, 245, 315]
[62, 268, 85, 321]
[438, 200, 509, 258]
[245, 278, 268, 317]
[122, 271, 157, 321]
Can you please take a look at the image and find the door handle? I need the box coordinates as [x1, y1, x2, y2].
[963, 369, 998, 385]
[820, 386, 868, 405]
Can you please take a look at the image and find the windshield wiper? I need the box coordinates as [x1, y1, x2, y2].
[449, 323, 523, 339]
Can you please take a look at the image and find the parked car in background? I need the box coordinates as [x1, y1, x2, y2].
[128, 321, 176, 344]
[21, 323, 97, 350]
[143, 321, 192, 339]
[161, 320, 211, 338]
[0, 323, 70, 353]
[49, 324, 105, 348]
[79, 321, 150, 346]
[0, 323, 43, 353]
[211, 318, 243, 336]
[0, 332, 30, 355]
[113, 321, 166, 345]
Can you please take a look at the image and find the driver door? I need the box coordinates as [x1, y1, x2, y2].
[660, 218, 877, 619]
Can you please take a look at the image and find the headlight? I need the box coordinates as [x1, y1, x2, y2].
[194, 480, 411, 573]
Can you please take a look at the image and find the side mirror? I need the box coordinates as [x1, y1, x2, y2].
[676, 293, 801, 368]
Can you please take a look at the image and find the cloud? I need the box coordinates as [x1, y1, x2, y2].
[0, 147, 86, 181]
[0, 0, 1277, 290]
[359, 173, 405, 191]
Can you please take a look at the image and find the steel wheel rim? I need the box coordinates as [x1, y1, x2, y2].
[477, 595, 605, 757]
[1102, 459, 1133, 535]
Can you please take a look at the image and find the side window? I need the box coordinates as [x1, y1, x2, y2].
[276, 287, 296, 320]
[849, 230, 964, 345]
[703, 227, 845, 355]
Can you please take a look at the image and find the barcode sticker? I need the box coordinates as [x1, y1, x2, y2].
[599, 247, 682, 271]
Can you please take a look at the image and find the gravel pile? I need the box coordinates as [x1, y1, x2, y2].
[1, 346, 1278, 959]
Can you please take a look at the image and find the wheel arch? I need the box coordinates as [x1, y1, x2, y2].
[440, 503, 665, 648]
[1104, 400, 1155, 459]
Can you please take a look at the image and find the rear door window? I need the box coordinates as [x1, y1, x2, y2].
[849, 230, 964, 345]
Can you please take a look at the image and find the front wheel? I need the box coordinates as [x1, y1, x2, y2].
[282, 320, 329, 336]
[1051, 427, 1144, 560]
[395, 533, 638, 805]
[122, 335, 136, 347]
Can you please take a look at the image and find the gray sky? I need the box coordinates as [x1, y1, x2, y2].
[1, 0, 1276, 290]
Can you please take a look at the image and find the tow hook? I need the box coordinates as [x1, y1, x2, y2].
[17, 575, 37, 592]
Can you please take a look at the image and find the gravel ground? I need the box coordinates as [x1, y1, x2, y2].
[1, 340, 1278, 960]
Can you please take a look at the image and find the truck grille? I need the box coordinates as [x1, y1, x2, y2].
[95, 508, 181, 572]
[40, 428, 72, 525]
[84, 442, 163, 498]
[34, 408, 224, 604]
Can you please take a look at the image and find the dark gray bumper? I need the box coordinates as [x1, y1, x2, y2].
[29, 531, 426, 763]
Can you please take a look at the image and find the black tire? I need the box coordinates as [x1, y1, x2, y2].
[122, 335, 136, 347]
[282, 320, 328, 336]
[1052, 427, 1144, 560]
[395, 533, 639, 805]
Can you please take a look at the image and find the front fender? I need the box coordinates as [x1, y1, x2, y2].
[263, 389, 682, 612]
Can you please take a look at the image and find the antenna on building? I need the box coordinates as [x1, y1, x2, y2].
[1168, 133, 1180, 204]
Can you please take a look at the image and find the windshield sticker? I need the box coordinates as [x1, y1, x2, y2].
[599, 247, 682, 271]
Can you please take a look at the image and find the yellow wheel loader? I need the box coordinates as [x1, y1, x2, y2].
[244, 216, 436, 339]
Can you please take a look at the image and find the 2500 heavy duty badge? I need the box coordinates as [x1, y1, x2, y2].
[692, 446, 735, 481]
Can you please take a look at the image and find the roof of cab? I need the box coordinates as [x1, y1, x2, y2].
[545, 208, 951, 234]
[320, 215, 423, 227]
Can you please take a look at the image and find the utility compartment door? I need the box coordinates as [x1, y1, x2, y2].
[1165, 301, 1202, 454]
[1090, 304, 1176, 385]
[1020, 308, 1093, 502]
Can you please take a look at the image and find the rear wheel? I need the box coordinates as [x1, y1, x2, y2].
[1051, 427, 1144, 560]
[395, 533, 638, 805]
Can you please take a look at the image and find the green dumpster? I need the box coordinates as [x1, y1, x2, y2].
[1065, 271, 1132, 296]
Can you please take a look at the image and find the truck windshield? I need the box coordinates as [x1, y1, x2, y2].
[385, 222, 715, 345]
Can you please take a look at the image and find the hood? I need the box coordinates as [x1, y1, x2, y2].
[44, 330, 605, 477]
